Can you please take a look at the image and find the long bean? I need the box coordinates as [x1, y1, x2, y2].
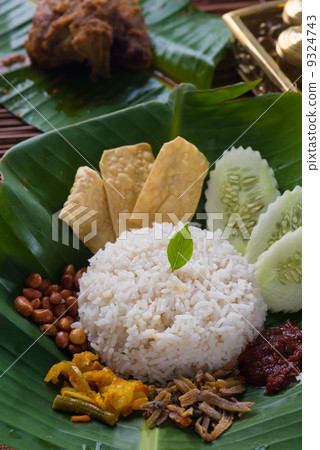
[53, 395, 117, 425]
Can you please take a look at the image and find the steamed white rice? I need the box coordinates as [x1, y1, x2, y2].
[77, 222, 266, 383]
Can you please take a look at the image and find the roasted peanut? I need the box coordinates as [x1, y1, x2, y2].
[69, 328, 86, 345]
[67, 341, 88, 356]
[25, 273, 42, 289]
[65, 296, 77, 307]
[14, 296, 33, 317]
[30, 298, 41, 309]
[53, 303, 67, 317]
[44, 284, 60, 296]
[31, 309, 53, 324]
[65, 315, 74, 324]
[41, 296, 53, 311]
[40, 323, 58, 336]
[60, 289, 72, 299]
[22, 287, 42, 300]
[61, 274, 73, 290]
[39, 278, 51, 293]
[73, 267, 87, 291]
[55, 331, 70, 349]
[63, 264, 75, 276]
[50, 292, 62, 305]
[65, 296, 78, 318]
[59, 317, 71, 332]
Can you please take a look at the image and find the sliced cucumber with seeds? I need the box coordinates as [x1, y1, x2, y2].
[254, 227, 302, 313]
[245, 186, 302, 263]
[205, 146, 279, 254]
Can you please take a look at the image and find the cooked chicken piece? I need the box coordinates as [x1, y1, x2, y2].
[25, 0, 152, 78]
[69, 1, 116, 77]
[111, 0, 152, 70]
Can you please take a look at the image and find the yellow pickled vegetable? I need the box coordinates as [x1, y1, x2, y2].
[45, 351, 150, 426]
[45, 361, 91, 394]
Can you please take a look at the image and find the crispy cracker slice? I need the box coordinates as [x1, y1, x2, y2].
[99, 143, 154, 236]
[128, 137, 209, 228]
[59, 166, 115, 253]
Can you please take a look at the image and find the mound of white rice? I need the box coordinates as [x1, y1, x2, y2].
[77, 223, 266, 383]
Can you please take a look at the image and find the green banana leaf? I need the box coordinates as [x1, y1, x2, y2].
[0, 83, 302, 449]
[0, 0, 231, 131]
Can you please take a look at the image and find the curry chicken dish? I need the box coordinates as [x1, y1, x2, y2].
[24, 0, 152, 78]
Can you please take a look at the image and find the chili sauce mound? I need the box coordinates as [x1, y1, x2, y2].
[238, 319, 302, 395]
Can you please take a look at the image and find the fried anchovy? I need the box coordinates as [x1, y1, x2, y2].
[168, 410, 192, 428]
[179, 388, 200, 407]
[195, 416, 211, 441]
[210, 411, 234, 440]
[219, 385, 247, 396]
[146, 409, 162, 428]
[175, 375, 197, 390]
[155, 409, 169, 427]
[179, 389, 254, 412]
[201, 392, 255, 412]
[198, 401, 221, 421]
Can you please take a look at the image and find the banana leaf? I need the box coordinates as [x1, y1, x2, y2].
[0, 0, 231, 131]
[0, 83, 302, 449]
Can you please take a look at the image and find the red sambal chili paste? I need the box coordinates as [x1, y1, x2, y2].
[238, 319, 302, 395]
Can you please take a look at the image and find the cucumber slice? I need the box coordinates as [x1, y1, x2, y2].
[245, 186, 302, 263]
[205, 146, 279, 254]
[254, 227, 302, 313]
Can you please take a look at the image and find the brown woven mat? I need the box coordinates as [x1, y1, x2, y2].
[0, 108, 41, 157]
[0, 0, 265, 159]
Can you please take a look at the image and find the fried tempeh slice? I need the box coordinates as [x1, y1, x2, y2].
[128, 137, 209, 228]
[99, 143, 154, 236]
[59, 166, 115, 253]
